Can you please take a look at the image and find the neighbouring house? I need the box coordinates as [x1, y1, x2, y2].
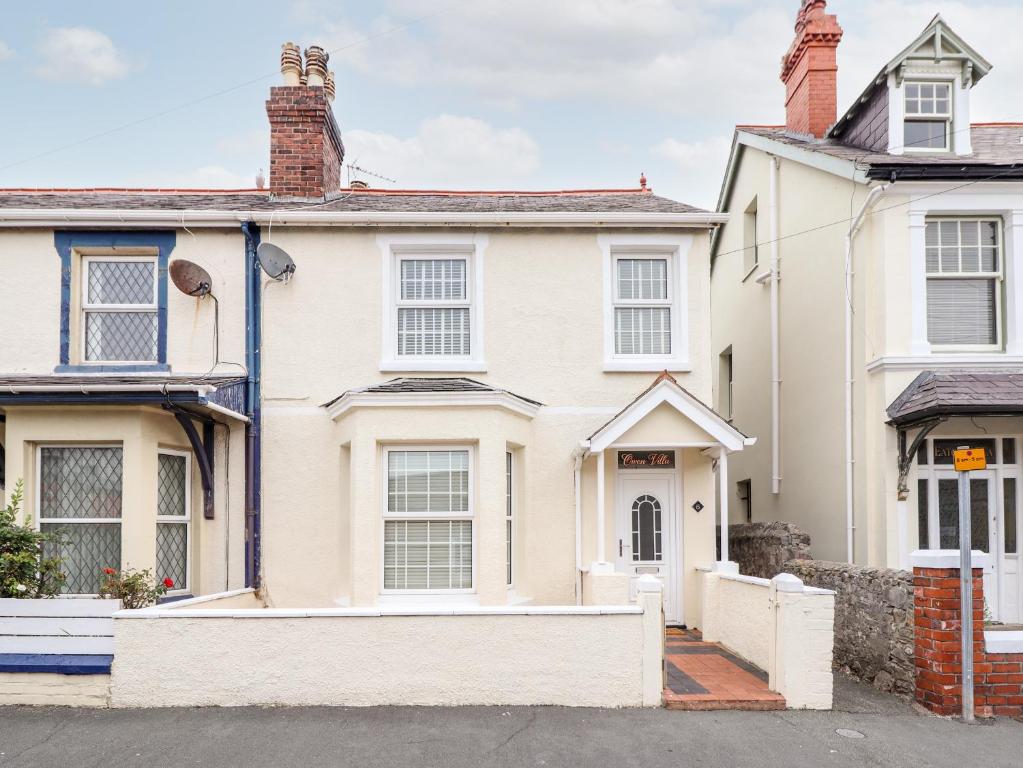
[0, 42, 748, 632]
[712, 1, 1023, 622]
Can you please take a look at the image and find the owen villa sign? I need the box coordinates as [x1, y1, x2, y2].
[617, 451, 675, 469]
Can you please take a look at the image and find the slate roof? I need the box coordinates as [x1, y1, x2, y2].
[0, 188, 707, 214]
[739, 124, 1023, 175]
[886, 371, 1023, 425]
[323, 377, 543, 409]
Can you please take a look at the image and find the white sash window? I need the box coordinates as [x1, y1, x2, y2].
[614, 257, 672, 356]
[904, 82, 951, 151]
[397, 258, 470, 357]
[82, 257, 158, 363]
[925, 218, 1002, 348]
[383, 448, 473, 593]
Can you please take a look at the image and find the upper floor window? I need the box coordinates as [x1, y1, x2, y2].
[397, 257, 470, 357]
[613, 257, 672, 356]
[82, 257, 159, 363]
[925, 218, 1002, 348]
[904, 82, 951, 151]
[743, 197, 759, 275]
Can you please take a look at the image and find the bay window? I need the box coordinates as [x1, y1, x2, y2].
[38, 446, 122, 595]
[925, 218, 1002, 347]
[383, 448, 473, 592]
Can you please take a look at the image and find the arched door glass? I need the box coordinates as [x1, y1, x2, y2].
[631, 494, 662, 562]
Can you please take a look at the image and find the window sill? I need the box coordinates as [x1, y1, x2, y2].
[603, 359, 691, 373]
[55, 364, 170, 374]
[379, 359, 487, 373]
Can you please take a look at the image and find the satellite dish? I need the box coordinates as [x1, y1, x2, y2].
[169, 259, 213, 297]
[257, 242, 297, 281]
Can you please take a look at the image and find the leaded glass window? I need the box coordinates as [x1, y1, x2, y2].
[39, 446, 122, 594]
[82, 258, 158, 362]
[156, 452, 189, 591]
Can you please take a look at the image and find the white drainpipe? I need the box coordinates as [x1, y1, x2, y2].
[573, 451, 584, 605]
[844, 183, 889, 563]
[769, 156, 781, 494]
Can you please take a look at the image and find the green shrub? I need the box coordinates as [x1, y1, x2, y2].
[0, 479, 66, 598]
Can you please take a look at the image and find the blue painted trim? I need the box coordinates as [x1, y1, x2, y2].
[52, 230, 176, 369]
[0, 653, 113, 675]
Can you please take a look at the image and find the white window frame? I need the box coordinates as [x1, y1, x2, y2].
[599, 234, 692, 372]
[378, 234, 487, 372]
[925, 216, 1004, 352]
[80, 255, 159, 365]
[380, 445, 476, 595]
[902, 80, 953, 153]
[156, 448, 192, 595]
[35, 443, 123, 597]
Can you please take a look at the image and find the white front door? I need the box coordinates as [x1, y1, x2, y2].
[931, 470, 1000, 618]
[616, 473, 680, 623]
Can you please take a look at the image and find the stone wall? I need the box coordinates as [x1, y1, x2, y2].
[724, 522, 812, 579]
[785, 559, 915, 697]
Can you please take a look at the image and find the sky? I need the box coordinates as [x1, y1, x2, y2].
[1, 0, 1021, 209]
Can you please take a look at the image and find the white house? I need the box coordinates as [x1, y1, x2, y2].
[712, 2, 1023, 622]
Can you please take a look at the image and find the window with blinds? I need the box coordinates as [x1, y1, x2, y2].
[396, 258, 470, 357]
[383, 449, 473, 591]
[925, 218, 1002, 347]
[82, 257, 158, 362]
[613, 257, 672, 356]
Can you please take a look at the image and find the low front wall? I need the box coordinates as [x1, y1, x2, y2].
[701, 568, 835, 709]
[111, 597, 664, 708]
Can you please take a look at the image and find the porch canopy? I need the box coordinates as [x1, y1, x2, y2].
[887, 371, 1023, 428]
[0, 374, 248, 518]
[578, 372, 754, 565]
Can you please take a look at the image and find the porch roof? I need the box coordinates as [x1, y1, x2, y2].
[583, 372, 754, 454]
[0, 374, 248, 421]
[887, 371, 1023, 426]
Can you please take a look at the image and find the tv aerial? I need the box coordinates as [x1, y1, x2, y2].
[169, 259, 213, 298]
[257, 242, 297, 282]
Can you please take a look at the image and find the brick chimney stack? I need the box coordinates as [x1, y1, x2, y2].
[780, 0, 843, 138]
[266, 42, 345, 199]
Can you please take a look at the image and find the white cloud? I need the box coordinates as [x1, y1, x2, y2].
[344, 115, 539, 188]
[0, 41, 14, 61]
[35, 27, 129, 86]
[654, 135, 733, 210]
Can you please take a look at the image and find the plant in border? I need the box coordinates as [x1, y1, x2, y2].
[98, 567, 174, 609]
[0, 479, 66, 598]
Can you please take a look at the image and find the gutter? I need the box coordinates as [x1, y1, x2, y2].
[844, 183, 889, 564]
[0, 209, 729, 228]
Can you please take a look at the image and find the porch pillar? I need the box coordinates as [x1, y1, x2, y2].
[595, 449, 606, 564]
[719, 450, 729, 563]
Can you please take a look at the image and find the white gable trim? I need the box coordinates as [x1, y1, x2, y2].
[326, 390, 540, 420]
[584, 379, 753, 454]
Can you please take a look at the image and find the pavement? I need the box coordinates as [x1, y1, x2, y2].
[0, 674, 1019, 768]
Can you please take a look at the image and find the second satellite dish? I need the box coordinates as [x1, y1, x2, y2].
[257, 242, 297, 281]
[169, 260, 213, 297]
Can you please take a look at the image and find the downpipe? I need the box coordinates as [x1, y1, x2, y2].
[769, 156, 781, 494]
[844, 183, 888, 563]
[242, 221, 263, 589]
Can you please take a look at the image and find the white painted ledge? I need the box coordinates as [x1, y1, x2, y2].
[984, 630, 1023, 654]
[114, 605, 644, 619]
[909, 549, 990, 569]
[603, 359, 692, 373]
[379, 359, 487, 373]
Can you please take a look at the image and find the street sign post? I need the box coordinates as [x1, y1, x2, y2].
[953, 446, 985, 723]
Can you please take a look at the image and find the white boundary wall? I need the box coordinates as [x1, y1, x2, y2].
[701, 565, 835, 709]
[111, 582, 666, 708]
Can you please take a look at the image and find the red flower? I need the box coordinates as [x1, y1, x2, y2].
[102, 567, 116, 575]
[163, 578, 175, 588]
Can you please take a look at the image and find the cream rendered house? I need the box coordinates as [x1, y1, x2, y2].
[0, 44, 747, 629]
[712, 2, 1023, 621]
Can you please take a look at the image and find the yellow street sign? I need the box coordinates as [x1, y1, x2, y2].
[953, 447, 987, 472]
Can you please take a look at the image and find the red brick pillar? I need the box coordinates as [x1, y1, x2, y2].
[913, 559, 985, 717]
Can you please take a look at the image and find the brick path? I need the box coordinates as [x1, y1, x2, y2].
[663, 628, 785, 710]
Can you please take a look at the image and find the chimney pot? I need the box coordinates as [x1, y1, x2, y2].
[325, 71, 336, 102]
[304, 45, 328, 87]
[280, 42, 302, 85]
[780, 0, 843, 138]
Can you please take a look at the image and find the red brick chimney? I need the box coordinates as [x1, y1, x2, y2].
[266, 43, 345, 199]
[780, 0, 843, 138]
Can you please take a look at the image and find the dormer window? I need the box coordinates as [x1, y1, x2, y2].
[904, 82, 951, 151]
